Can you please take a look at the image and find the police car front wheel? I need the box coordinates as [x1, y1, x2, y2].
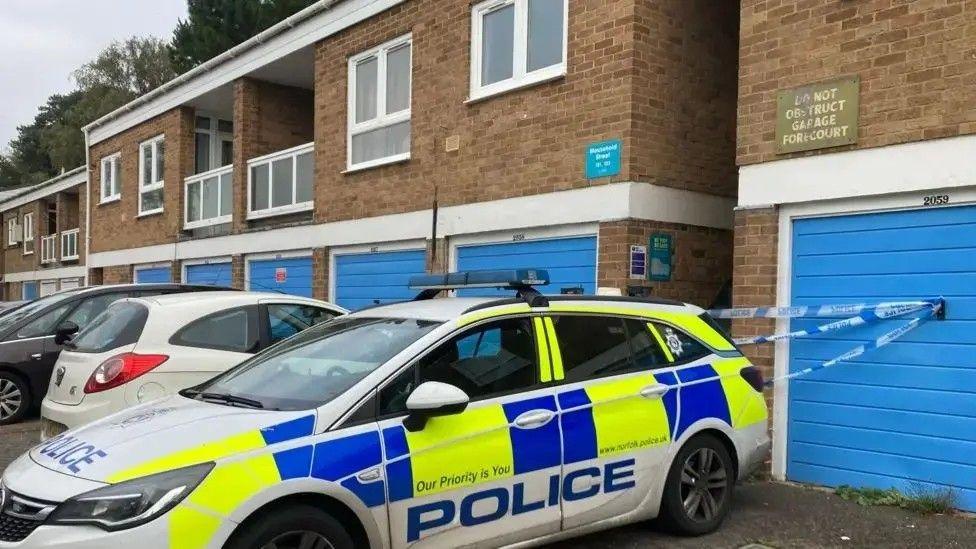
[657, 433, 734, 536]
[226, 504, 354, 549]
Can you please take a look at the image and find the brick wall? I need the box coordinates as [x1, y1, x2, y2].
[312, 248, 328, 301]
[233, 78, 315, 232]
[597, 219, 733, 308]
[3, 202, 41, 274]
[730, 207, 779, 390]
[231, 255, 245, 289]
[632, 0, 739, 197]
[89, 108, 195, 253]
[101, 265, 133, 284]
[738, 0, 976, 165]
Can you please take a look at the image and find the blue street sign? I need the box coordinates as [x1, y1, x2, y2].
[585, 139, 622, 179]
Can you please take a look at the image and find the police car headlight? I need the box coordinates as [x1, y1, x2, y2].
[48, 462, 214, 531]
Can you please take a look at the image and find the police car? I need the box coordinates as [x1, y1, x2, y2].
[0, 270, 770, 549]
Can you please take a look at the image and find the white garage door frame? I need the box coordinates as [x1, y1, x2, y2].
[328, 239, 426, 302]
[244, 249, 313, 291]
[771, 185, 976, 480]
[181, 256, 233, 283]
[447, 222, 599, 275]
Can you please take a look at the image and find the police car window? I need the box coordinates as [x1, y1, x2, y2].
[173, 307, 257, 353]
[267, 303, 337, 345]
[194, 317, 439, 411]
[625, 319, 670, 370]
[379, 317, 538, 416]
[552, 316, 633, 382]
[650, 321, 709, 364]
[70, 302, 149, 353]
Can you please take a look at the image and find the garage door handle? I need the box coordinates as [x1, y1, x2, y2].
[514, 409, 555, 429]
[639, 384, 669, 399]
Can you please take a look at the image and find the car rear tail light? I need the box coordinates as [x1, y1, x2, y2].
[84, 353, 169, 394]
[739, 366, 765, 392]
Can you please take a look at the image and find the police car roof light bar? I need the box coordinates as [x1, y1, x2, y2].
[410, 269, 551, 306]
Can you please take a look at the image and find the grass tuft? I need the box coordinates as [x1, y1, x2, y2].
[835, 484, 956, 515]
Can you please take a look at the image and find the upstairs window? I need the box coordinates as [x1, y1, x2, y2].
[470, 0, 567, 100]
[138, 135, 165, 215]
[22, 212, 34, 255]
[347, 35, 412, 170]
[194, 115, 233, 174]
[6, 218, 17, 247]
[100, 153, 121, 203]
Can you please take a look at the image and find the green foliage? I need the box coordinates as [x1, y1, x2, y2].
[836, 484, 956, 515]
[169, 0, 317, 73]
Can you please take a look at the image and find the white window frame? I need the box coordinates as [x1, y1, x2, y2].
[61, 228, 80, 261]
[22, 212, 34, 255]
[246, 142, 315, 220]
[40, 234, 57, 264]
[194, 114, 233, 174]
[138, 134, 165, 216]
[346, 34, 412, 171]
[184, 165, 234, 230]
[6, 218, 18, 247]
[100, 152, 121, 203]
[469, 0, 568, 101]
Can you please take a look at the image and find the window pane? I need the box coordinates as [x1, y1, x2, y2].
[355, 57, 378, 123]
[101, 160, 112, 197]
[201, 176, 219, 220]
[625, 319, 669, 370]
[654, 323, 710, 363]
[271, 158, 293, 208]
[481, 4, 515, 85]
[195, 116, 210, 130]
[141, 188, 164, 212]
[351, 120, 410, 165]
[251, 164, 269, 211]
[527, 0, 564, 72]
[111, 160, 120, 195]
[195, 133, 211, 174]
[219, 173, 232, 216]
[295, 152, 313, 203]
[221, 139, 234, 167]
[177, 308, 252, 353]
[16, 303, 74, 339]
[267, 304, 336, 345]
[63, 294, 128, 330]
[552, 316, 633, 382]
[187, 182, 201, 222]
[416, 317, 536, 401]
[386, 43, 411, 114]
[141, 144, 153, 185]
[154, 140, 165, 182]
[217, 119, 233, 133]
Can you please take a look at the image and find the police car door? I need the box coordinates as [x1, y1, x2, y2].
[546, 314, 677, 530]
[376, 315, 562, 548]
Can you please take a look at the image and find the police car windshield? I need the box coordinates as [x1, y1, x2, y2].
[191, 316, 440, 410]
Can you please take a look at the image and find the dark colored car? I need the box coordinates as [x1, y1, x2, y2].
[0, 284, 235, 425]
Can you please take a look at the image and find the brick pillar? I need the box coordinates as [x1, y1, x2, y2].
[88, 268, 104, 286]
[426, 239, 448, 274]
[312, 248, 329, 301]
[172, 107, 196, 239]
[730, 207, 779, 401]
[233, 78, 258, 234]
[170, 261, 183, 284]
[231, 255, 245, 289]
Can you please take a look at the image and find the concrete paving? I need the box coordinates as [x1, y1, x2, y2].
[2, 418, 974, 548]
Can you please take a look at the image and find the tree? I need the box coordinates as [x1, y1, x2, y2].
[169, 0, 317, 73]
[74, 37, 176, 96]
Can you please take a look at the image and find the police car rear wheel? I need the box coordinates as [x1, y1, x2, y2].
[227, 504, 353, 549]
[658, 434, 733, 536]
[0, 373, 28, 425]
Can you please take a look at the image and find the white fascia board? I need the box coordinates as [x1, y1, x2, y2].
[88, 181, 734, 267]
[0, 169, 87, 213]
[739, 134, 976, 208]
[4, 265, 88, 283]
[87, 0, 406, 146]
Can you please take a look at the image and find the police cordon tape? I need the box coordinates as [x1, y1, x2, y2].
[707, 297, 945, 388]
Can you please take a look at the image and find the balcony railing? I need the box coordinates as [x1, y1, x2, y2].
[247, 142, 314, 220]
[40, 235, 57, 264]
[184, 165, 233, 230]
[61, 228, 79, 261]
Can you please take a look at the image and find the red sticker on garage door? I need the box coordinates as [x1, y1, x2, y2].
[275, 267, 287, 283]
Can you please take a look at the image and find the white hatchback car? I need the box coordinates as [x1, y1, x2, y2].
[40, 291, 345, 439]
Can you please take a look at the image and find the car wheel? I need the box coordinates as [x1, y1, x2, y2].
[657, 433, 734, 536]
[226, 504, 355, 549]
[0, 372, 29, 425]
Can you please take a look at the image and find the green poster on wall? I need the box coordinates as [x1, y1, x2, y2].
[649, 233, 672, 282]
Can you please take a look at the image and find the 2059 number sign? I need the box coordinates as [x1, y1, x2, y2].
[923, 194, 950, 206]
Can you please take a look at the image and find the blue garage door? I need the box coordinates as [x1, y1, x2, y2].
[249, 256, 313, 297]
[185, 262, 233, 287]
[456, 235, 597, 297]
[22, 282, 38, 300]
[334, 249, 427, 311]
[789, 206, 976, 511]
[135, 267, 171, 284]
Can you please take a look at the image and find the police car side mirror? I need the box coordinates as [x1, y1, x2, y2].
[403, 382, 469, 432]
[54, 321, 80, 346]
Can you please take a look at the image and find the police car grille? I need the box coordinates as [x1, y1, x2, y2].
[0, 513, 41, 542]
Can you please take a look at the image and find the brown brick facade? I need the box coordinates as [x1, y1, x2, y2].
[738, 0, 976, 166]
[597, 220, 733, 308]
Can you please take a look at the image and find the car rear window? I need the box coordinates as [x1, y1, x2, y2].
[71, 302, 149, 353]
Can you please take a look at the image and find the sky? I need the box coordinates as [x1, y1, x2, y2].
[0, 0, 188, 149]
